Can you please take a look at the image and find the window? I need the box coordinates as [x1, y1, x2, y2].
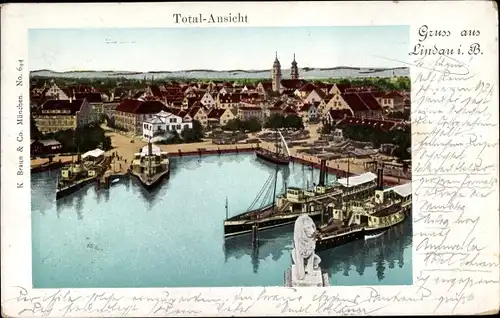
[176, 124, 181, 130]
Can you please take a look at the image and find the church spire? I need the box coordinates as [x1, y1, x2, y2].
[291, 53, 299, 80]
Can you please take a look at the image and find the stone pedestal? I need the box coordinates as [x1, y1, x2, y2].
[284, 265, 330, 287]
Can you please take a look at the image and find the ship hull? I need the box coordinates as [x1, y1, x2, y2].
[130, 169, 170, 191]
[56, 177, 97, 200]
[316, 218, 406, 252]
[255, 150, 290, 165]
[224, 212, 323, 238]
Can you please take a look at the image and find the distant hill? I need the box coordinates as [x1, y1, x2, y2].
[30, 67, 409, 80]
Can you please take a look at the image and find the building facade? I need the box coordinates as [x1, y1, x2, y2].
[34, 98, 93, 133]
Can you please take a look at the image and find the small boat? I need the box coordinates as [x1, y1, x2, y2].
[255, 129, 291, 165]
[364, 229, 387, 240]
[111, 178, 120, 184]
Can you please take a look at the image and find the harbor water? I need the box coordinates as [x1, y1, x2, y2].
[31, 153, 412, 288]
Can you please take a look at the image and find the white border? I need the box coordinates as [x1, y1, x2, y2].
[1, 1, 499, 316]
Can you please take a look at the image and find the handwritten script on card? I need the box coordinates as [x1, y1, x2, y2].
[410, 24, 499, 314]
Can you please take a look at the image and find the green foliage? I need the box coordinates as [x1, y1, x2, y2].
[341, 124, 411, 160]
[223, 118, 262, 133]
[322, 76, 410, 91]
[179, 120, 204, 143]
[41, 123, 112, 153]
[264, 114, 304, 130]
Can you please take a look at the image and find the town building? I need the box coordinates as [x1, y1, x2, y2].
[237, 106, 264, 122]
[34, 98, 94, 133]
[142, 110, 193, 140]
[113, 99, 169, 135]
[207, 108, 237, 127]
[75, 92, 103, 122]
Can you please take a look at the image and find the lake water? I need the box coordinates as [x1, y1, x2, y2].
[31, 153, 412, 288]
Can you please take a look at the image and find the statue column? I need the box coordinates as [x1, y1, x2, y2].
[284, 214, 330, 287]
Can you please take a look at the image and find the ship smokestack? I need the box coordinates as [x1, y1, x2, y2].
[318, 159, 327, 186]
[377, 166, 384, 189]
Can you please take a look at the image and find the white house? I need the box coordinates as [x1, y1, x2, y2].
[142, 110, 192, 140]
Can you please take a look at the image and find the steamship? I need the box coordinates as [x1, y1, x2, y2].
[223, 159, 381, 238]
[314, 168, 412, 252]
[130, 140, 170, 190]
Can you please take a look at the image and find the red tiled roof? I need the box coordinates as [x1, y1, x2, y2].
[283, 106, 297, 115]
[328, 109, 353, 120]
[75, 92, 102, 103]
[184, 97, 199, 108]
[298, 83, 317, 92]
[115, 99, 167, 114]
[208, 108, 226, 119]
[150, 85, 162, 98]
[219, 93, 242, 104]
[187, 106, 205, 118]
[311, 88, 326, 100]
[384, 91, 404, 98]
[357, 92, 382, 111]
[239, 106, 261, 111]
[337, 117, 399, 132]
[40, 99, 85, 115]
[259, 82, 273, 90]
[340, 93, 370, 112]
[335, 83, 352, 93]
[371, 91, 386, 98]
[268, 107, 282, 111]
[281, 79, 308, 90]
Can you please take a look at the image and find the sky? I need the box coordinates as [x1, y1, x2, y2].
[29, 26, 409, 72]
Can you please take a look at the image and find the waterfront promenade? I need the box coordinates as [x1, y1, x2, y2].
[31, 128, 410, 186]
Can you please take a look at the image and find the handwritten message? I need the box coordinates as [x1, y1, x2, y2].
[410, 24, 499, 315]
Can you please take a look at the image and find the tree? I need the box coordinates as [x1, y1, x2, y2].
[224, 118, 243, 132]
[264, 114, 286, 129]
[243, 118, 262, 132]
[191, 120, 204, 140]
[102, 136, 112, 150]
[284, 115, 304, 130]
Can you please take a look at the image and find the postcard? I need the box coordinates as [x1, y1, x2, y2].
[1, 1, 499, 316]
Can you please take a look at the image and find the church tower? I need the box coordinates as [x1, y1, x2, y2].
[272, 52, 282, 93]
[290, 53, 299, 80]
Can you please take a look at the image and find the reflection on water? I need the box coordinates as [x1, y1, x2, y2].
[223, 220, 412, 285]
[31, 153, 411, 288]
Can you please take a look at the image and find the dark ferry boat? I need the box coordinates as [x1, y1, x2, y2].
[255, 129, 291, 165]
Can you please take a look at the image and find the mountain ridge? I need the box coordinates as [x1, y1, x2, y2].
[30, 67, 410, 80]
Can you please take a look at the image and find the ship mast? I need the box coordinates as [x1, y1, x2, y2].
[225, 196, 229, 219]
[271, 163, 279, 212]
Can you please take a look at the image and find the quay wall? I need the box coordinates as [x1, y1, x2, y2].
[169, 145, 409, 186]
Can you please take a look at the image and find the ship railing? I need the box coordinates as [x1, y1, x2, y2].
[342, 184, 376, 196]
[320, 225, 363, 238]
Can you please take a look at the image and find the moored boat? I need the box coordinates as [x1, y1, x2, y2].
[56, 149, 106, 200]
[255, 129, 291, 165]
[130, 140, 170, 191]
[314, 167, 412, 252]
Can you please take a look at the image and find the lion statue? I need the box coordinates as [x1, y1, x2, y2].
[291, 214, 321, 280]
